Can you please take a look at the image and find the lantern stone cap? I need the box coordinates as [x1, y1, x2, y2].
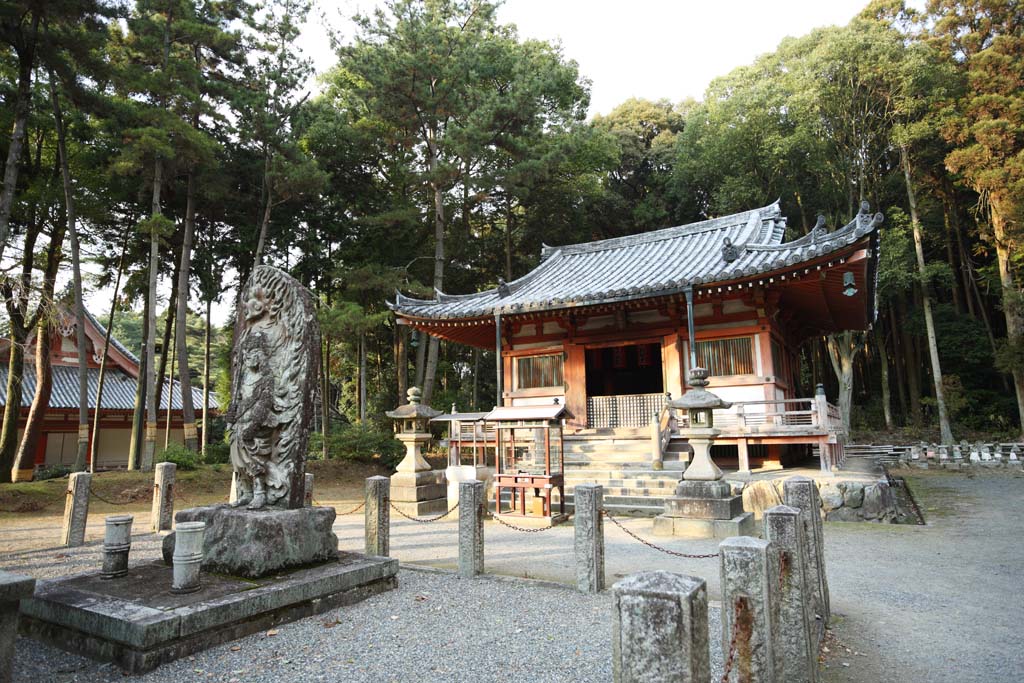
[385, 386, 442, 420]
[668, 367, 732, 411]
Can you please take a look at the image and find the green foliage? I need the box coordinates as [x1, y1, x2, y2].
[157, 443, 200, 470]
[309, 424, 404, 470]
[34, 464, 72, 481]
[202, 441, 231, 465]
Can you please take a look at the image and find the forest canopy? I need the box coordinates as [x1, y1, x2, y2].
[0, 0, 1021, 480]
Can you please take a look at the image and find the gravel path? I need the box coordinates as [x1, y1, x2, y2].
[3, 469, 1022, 682]
[9, 559, 723, 682]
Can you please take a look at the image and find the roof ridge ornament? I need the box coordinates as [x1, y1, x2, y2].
[810, 214, 827, 244]
[497, 278, 511, 298]
[722, 236, 743, 263]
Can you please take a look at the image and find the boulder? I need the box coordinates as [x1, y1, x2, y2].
[818, 482, 845, 512]
[163, 504, 338, 579]
[842, 482, 865, 508]
[861, 482, 895, 520]
[825, 506, 862, 522]
[740, 480, 782, 519]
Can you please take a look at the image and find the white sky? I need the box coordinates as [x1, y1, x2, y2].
[303, 0, 870, 116]
[79, 0, 870, 327]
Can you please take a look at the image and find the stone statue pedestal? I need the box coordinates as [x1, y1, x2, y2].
[390, 433, 448, 515]
[653, 479, 754, 539]
[161, 504, 338, 579]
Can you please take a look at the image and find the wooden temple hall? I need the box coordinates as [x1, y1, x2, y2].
[392, 202, 882, 513]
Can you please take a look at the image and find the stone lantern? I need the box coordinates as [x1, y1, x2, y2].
[385, 387, 447, 515]
[670, 367, 731, 481]
[653, 368, 753, 539]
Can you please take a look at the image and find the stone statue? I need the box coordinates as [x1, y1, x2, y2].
[226, 266, 320, 510]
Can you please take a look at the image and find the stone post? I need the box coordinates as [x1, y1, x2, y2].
[101, 515, 134, 580]
[0, 571, 36, 683]
[61, 472, 91, 548]
[574, 484, 605, 593]
[365, 476, 390, 557]
[304, 472, 314, 507]
[783, 476, 830, 623]
[458, 480, 484, 578]
[719, 536, 781, 683]
[611, 571, 709, 683]
[151, 462, 175, 532]
[650, 412, 663, 470]
[171, 521, 206, 594]
[764, 506, 818, 683]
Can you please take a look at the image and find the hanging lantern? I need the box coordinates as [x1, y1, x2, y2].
[410, 329, 420, 348]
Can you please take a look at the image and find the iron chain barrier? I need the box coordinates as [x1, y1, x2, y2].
[333, 500, 365, 515]
[388, 498, 459, 523]
[481, 506, 558, 533]
[602, 509, 720, 559]
[87, 487, 134, 506]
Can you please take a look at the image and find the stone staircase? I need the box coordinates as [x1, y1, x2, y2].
[557, 428, 688, 517]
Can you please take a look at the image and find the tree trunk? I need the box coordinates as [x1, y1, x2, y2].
[202, 297, 212, 457]
[0, 10, 40, 264]
[414, 333, 427, 389]
[359, 333, 367, 423]
[395, 324, 408, 405]
[826, 331, 862, 430]
[990, 199, 1024, 437]
[874, 326, 893, 431]
[49, 72, 90, 472]
[941, 197, 966, 314]
[902, 147, 953, 444]
[887, 304, 909, 422]
[12, 323, 53, 480]
[165, 314, 175, 449]
[0, 339, 25, 481]
[90, 236, 127, 470]
[154, 257, 179, 412]
[253, 151, 272, 267]
[176, 172, 198, 450]
[128, 294, 150, 470]
[11, 220, 65, 480]
[143, 158, 163, 471]
[472, 347, 480, 410]
[422, 132, 445, 405]
[896, 297, 923, 425]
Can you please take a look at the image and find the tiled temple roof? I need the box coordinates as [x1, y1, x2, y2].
[0, 365, 215, 411]
[391, 202, 882, 320]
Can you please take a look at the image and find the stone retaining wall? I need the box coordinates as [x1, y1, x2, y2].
[741, 478, 902, 524]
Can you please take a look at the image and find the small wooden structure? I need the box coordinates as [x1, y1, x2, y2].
[486, 403, 567, 524]
[430, 410, 495, 468]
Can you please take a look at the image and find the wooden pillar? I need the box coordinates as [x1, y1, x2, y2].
[737, 438, 751, 474]
[33, 433, 47, 467]
[662, 332, 683, 399]
[758, 331, 777, 402]
[564, 343, 587, 428]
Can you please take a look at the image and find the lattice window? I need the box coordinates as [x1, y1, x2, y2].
[516, 353, 563, 389]
[695, 337, 754, 376]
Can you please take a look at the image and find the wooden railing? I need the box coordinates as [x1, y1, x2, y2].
[587, 392, 666, 429]
[670, 397, 845, 436]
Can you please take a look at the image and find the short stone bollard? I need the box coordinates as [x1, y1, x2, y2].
[101, 515, 134, 580]
[720, 536, 781, 683]
[304, 472, 314, 507]
[611, 571, 709, 683]
[783, 476, 830, 623]
[365, 476, 390, 557]
[764, 506, 818, 683]
[574, 483, 605, 593]
[458, 480, 484, 578]
[171, 521, 206, 594]
[61, 472, 92, 548]
[151, 462, 175, 532]
[0, 570, 37, 683]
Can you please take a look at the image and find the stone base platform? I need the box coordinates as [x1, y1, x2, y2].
[20, 554, 398, 674]
[390, 470, 448, 516]
[162, 504, 338, 579]
[493, 512, 570, 529]
[652, 511, 755, 539]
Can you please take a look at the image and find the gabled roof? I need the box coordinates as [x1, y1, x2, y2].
[0, 365, 216, 411]
[390, 202, 882, 320]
